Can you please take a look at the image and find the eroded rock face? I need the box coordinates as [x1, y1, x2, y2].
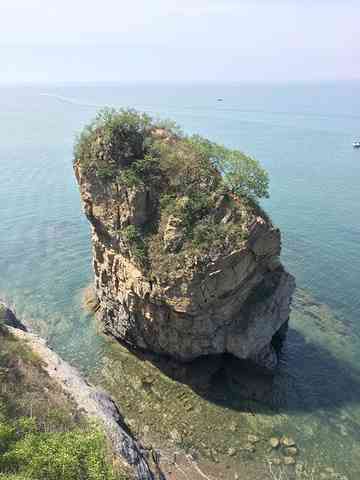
[163, 215, 185, 253]
[74, 132, 295, 371]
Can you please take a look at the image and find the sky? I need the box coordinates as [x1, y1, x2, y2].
[0, 0, 359, 84]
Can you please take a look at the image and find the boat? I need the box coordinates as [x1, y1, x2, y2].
[217, 98, 224, 102]
[353, 142, 360, 148]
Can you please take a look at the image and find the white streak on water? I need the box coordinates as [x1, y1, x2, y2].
[39, 93, 104, 108]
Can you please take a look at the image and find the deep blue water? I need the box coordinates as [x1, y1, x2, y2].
[0, 83, 360, 476]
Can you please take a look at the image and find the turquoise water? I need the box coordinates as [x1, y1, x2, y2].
[1, 83, 360, 476]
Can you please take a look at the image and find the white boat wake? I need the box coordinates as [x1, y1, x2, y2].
[39, 92, 104, 108]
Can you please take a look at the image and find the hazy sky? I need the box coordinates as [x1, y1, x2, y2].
[1, 0, 359, 84]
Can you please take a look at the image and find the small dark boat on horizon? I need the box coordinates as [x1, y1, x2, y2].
[353, 141, 360, 149]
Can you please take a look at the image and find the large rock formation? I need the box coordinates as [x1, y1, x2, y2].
[74, 110, 295, 370]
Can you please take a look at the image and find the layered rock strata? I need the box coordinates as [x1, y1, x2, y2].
[74, 118, 295, 370]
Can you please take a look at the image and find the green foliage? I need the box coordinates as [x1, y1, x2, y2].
[152, 118, 183, 136]
[121, 225, 146, 262]
[75, 108, 270, 268]
[189, 135, 269, 199]
[155, 137, 220, 196]
[222, 150, 269, 199]
[159, 191, 215, 240]
[122, 225, 140, 244]
[159, 193, 177, 213]
[192, 220, 246, 252]
[74, 109, 269, 198]
[0, 331, 42, 367]
[0, 328, 84, 440]
[0, 420, 16, 455]
[118, 155, 161, 188]
[0, 326, 129, 480]
[74, 108, 153, 181]
[181, 193, 214, 234]
[192, 222, 219, 248]
[75, 107, 268, 200]
[0, 474, 30, 479]
[131, 155, 161, 181]
[97, 164, 118, 181]
[118, 169, 142, 188]
[0, 417, 124, 480]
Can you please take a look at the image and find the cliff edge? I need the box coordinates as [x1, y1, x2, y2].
[74, 109, 295, 370]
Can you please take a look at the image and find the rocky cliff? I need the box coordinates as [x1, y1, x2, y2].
[74, 109, 295, 370]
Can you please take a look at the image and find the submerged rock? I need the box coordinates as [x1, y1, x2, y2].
[227, 447, 237, 456]
[74, 110, 295, 371]
[82, 285, 100, 314]
[285, 447, 298, 456]
[247, 434, 260, 444]
[281, 436, 296, 447]
[243, 443, 256, 453]
[269, 437, 280, 449]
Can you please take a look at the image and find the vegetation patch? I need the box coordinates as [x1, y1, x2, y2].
[121, 225, 147, 263]
[74, 109, 270, 276]
[0, 418, 126, 480]
[0, 325, 130, 480]
[118, 155, 162, 189]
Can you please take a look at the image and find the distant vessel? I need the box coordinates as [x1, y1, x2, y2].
[353, 141, 360, 148]
[217, 98, 224, 101]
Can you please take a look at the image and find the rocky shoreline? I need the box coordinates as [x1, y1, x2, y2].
[1, 302, 159, 480]
[1, 298, 348, 480]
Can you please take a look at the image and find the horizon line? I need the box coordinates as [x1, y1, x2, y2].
[1, 79, 360, 88]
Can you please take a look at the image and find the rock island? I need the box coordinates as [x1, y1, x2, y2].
[74, 109, 295, 371]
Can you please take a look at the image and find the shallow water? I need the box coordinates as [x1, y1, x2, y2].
[0, 83, 359, 478]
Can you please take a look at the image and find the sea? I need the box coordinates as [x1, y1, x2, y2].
[0, 83, 359, 477]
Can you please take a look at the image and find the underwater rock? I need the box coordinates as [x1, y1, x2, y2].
[269, 437, 280, 449]
[285, 447, 298, 456]
[243, 442, 256, 453]
[227, 447, 237, 456]
[247, 434, 260, 444]
[281, 436, 296, 447]
[82, 286, 100, 314]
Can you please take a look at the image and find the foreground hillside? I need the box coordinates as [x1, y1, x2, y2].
[0, 304, 132, 480]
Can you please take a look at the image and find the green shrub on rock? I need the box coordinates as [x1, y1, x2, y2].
[75, 108, 269, 200]
[74, 108, 153, 180]
[121, 225, 146, 263]
[188, 135, 269, 199]
[74, 108, 270, 269]
[118, 154, 161, 188]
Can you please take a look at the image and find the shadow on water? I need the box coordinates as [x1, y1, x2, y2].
[224, 326, 360, 415]
[112, 324, 360, 416]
